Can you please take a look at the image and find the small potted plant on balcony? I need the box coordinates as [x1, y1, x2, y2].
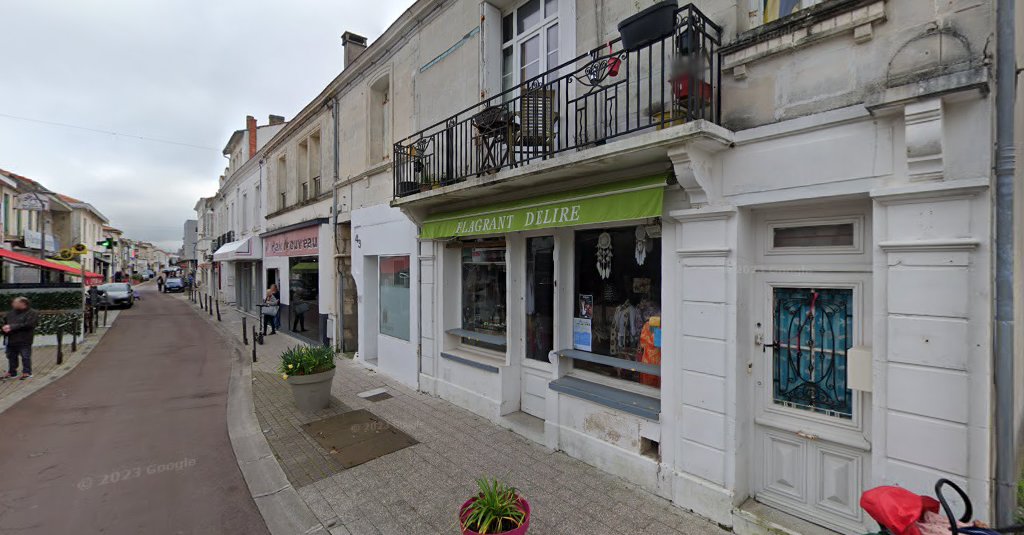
[279, 345, 336, 413]
[618, 0, 678, 52]
[459, 478, 530, 535]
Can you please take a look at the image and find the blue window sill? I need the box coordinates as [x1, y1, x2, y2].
[549, 376, 660, 421]
[440, 351, 500, 373]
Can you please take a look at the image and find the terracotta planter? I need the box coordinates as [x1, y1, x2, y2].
[285, 367, 335, 413]
[458, 496, 531, 535]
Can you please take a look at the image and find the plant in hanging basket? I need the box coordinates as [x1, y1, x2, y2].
[459, 478, 530, 535]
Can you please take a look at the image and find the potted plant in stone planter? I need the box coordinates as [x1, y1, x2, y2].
[459, 478, 530, 535]
[279, 345, 336, 413]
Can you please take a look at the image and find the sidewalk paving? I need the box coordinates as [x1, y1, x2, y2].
[190, 296, 726, 535]
[0, 310, 120, 415]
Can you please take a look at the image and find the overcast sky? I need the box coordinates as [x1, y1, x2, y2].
[0, 0, 414, 252]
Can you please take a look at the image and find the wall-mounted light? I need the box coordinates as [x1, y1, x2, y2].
[354, 234, 361, 248]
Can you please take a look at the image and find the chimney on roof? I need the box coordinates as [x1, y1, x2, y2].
[341, 31, 368, 69]
[246, 115, 258, 159]
[268, 115, 285, 126]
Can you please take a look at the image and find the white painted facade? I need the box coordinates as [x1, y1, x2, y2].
[379, 1, 1012, 534]
[350, 204, 420, 388]
[188, 0, 1021, 533]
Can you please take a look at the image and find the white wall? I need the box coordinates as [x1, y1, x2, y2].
[351, 204, 419, 388]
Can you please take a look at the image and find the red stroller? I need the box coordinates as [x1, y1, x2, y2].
[861, 479, 1023, 535]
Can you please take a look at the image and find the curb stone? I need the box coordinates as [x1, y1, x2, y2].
[185, 294, 326, 535]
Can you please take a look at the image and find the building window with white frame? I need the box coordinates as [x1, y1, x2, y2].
[369, 75, 391, 163]
[501, 0, 559, 93]
[573, 226, 662, 388]
[460, 242, 507, 352]
[379, 256, 411, 341]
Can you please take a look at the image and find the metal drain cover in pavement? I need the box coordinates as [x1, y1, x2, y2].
[364, 392, 392, 402]
[301, 409, 417, 468]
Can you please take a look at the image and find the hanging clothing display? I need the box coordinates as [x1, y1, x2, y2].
[638, 316, 661, 388]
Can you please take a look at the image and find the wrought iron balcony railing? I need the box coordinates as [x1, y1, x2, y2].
[394, 3, 722, 198]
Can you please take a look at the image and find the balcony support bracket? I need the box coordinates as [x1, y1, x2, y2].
[667, 139, 728, 208]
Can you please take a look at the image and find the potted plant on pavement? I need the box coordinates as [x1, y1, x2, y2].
[459, 477, 530, 535]
[279, 345, 336, 413]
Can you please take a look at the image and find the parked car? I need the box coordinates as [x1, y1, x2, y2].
[163, 277, 185, 293]
[96, 283, 134, 308]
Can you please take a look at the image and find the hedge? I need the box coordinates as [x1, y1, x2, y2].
[36, 312, 82, 336]
[0, 290, 82, 311]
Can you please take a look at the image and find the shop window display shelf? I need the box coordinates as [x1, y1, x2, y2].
[549, 376, 660, 421]
[554, 348, 660, 376]
[445, 328, 507, 351]
[440, 351, 501, 374]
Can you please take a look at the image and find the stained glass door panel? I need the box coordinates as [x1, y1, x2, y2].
[771, 287, 853, 419]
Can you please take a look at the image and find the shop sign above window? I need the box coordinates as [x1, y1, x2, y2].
[265, 226, 319, 257]
[419, 176, 666, 239]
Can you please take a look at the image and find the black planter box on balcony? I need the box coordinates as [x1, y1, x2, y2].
[618, 0, 678, 52]
[396, 181, 420, 197]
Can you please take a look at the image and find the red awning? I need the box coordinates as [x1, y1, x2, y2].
[0, 248, 105, 284]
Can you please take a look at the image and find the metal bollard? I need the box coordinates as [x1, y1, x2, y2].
[215, 299, 221, 321]
[242, 317, 248, 345]
[71, 332, 77, 352]
[208, 296, 213, 316]
[103, 306, 108, 327]
[56, 328, 63, 365]
[251, 326, 258, 362]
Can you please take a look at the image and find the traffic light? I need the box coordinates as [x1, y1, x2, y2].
[97, 237, 117, 249]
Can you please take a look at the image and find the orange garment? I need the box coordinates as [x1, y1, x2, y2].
[638, 320, 661, 388]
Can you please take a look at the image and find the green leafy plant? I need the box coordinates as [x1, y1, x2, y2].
[1016, 470, 1023, 524]
[461, 478, 525, 534]
[0, 290, 82, 311]
[278, 345, 336, 378]
[35, 312, 82, 335]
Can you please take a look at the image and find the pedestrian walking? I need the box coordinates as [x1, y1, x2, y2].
[2, 297, 39, 380]
[261, 289, 279, 336]
[157, 275, 164, 292]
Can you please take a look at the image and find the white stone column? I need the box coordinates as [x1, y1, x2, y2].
[870, 178, 991, 515]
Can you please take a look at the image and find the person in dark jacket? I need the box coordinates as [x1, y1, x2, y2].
[3, 297, 39, 380]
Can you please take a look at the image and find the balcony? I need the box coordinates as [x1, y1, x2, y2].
[394, 3, 722, 200]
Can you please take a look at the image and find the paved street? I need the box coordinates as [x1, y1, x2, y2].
[0, 285, 267, 535]
[199, 297, 727, 535]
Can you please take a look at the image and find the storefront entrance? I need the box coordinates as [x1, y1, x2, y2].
[289, 256, 320, 343]
[522, 235, 554, 418]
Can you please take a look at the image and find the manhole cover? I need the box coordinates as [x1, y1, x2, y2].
[364, 392, 392, 402]
[301, 409, 417, 468]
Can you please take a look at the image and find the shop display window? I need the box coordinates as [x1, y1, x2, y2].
[461, 244, 507, 351]
[526, 236, 554, 362]
[289, 256, 320, 342]
[573, 226, 662, 387]
[379, 256, 411, 341]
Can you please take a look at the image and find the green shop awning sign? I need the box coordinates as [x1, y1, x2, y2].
[420, 176, 666, 239]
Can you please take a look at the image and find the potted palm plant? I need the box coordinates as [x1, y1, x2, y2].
[279, 345, 336, 413]
[459, 478, 530, 535]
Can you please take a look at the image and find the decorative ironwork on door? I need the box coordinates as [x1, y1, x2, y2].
[771, 288, 853, 419]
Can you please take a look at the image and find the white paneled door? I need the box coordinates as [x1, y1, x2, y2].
[752, 274, 872, 534]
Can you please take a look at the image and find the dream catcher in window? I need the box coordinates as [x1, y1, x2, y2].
[635, 225, 649, 265]
[596, 231, 613, 279]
